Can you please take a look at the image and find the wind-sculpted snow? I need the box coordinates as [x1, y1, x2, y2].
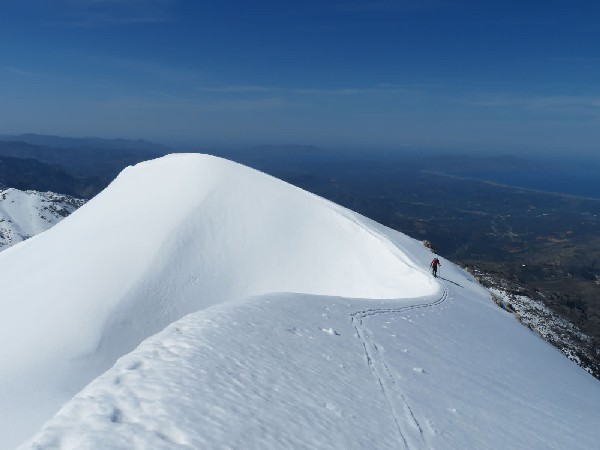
[0, 154, 438, 448]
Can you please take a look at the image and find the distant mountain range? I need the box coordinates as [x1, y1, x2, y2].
[0, 134, 169, 198]
[0, 133, 167, 152]
[0, 154, 104, 198]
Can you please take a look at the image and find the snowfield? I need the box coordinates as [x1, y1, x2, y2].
[0, 188, 84, 251]
[0, 154, 598, 449]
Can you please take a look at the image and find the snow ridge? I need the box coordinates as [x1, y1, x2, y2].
[0, 154, 437, 448]
[1, 154, 599, 449]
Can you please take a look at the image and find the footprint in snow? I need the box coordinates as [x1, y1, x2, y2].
[413, 367, 425, 374]
[110, 407, 123, 424]
[126, 360, 142, 371]
[287, 327, 303, 336]
[324, 402, 342, 416]
[321, 327, 340, 336]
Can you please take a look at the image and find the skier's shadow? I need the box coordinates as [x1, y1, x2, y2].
[437, 276, 463, 288]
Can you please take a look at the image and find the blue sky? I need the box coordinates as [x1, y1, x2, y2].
[1, 0, 599, 155]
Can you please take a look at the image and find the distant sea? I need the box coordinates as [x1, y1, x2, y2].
[457, 167, 600, 200]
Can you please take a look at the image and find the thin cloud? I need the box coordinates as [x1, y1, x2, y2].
[293, 87, 370, 95]
[473, 94, 600, 110]
[335, 0, 445, 13]
[8, 67, 37, 77]
[99, 94, 287, 112]
[196, 84, 421, 96]
[197, 86, 283, 94]
[53, 0, 179, 26]
[467, 93, 600, 124]
[85, 56, 205, 83]
[206, 97, 288, 112]
[148, 91, 189, 102]
[293, 84, 420, 95]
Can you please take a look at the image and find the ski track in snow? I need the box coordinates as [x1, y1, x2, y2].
[346, 207, 443, 448]
[351, 286, 449, 450]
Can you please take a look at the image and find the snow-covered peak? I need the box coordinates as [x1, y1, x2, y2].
[2, 154, 599, 449]
[0, 188, 84, 251]
[0, 154, 440, 447]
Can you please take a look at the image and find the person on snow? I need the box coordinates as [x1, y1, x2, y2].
[430, 257, 441, 278]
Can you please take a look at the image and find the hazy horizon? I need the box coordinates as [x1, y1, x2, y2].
[3, 130, 600, 165]
[4, 131, 600, 176]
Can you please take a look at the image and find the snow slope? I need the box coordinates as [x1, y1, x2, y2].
[0, 188, 83, 251]
[27, 288, 600, 449]
[0, 154, 437, 448]
[1, 154, 598, 449]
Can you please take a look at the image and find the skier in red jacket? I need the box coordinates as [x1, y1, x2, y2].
[430, 257, 441, 278]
